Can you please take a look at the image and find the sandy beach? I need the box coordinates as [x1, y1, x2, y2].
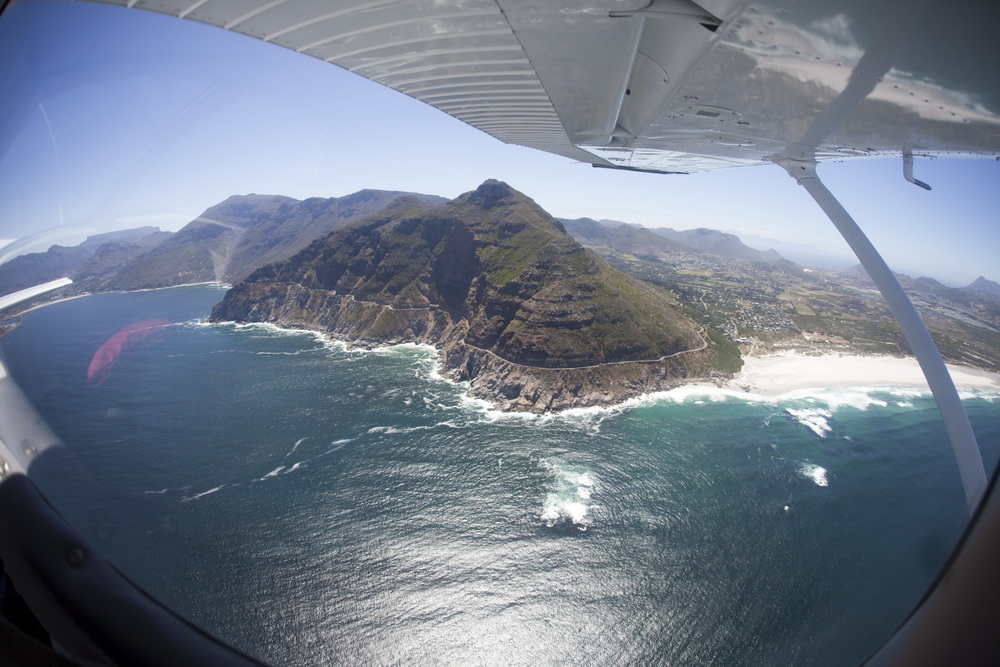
[727, 351, 1000, 396]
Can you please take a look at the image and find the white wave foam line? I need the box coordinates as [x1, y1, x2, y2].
[467, 389, 648, 427]
[367, 421, 462, 435]
[799, 463, 829, 487]
[178, 318, 216, 329]
[324, 438, 353, 453]
[466, 375, 999, 424]
[786, 408, 834, 438]
[181, 485, 225, 502]
[622, 381, 997, 417]
[319, 339, 354, 354]
[257, 466, 286, 481]
[625, 384, 772, 410]
[286, 437, 309, 457]
[781, 387, 889, 411]
[308, 437, 357, 459]
[473, 404, 539, 424]
[469, 402, 621, 431]
[381, 342, 438, 357]
[228, 321, 308, 336]
[959, 387, 1000, 402]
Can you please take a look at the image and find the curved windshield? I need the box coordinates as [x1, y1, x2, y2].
[1, 1, 999, 665]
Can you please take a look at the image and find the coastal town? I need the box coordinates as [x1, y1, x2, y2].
[587, 238, 1000, 372]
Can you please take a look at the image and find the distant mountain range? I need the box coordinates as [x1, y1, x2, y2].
[560, 218, 783, 263]
[5, 190, 991, 305]
[88, 190, 448, 291]
[839, 264, 1000, 301]
[0, 227, 167, 296]
[0, 190, 448, 299]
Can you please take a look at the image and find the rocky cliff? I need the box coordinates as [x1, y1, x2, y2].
[212, 181, 727, 412]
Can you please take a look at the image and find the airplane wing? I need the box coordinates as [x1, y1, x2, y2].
[92, 0, 1000, 172]
[0, 278, 73, 312]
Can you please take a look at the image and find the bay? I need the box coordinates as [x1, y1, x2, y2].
[3, 285, 998, 665]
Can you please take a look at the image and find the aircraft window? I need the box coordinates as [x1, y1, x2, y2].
[1, 2, 998, 665]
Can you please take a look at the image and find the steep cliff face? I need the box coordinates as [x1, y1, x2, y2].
[212, 181, 725, 411]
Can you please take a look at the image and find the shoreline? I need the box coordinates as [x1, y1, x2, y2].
[16, 292, 93, 315]
[9, 286, 1000, 412]
[297, 337, 1000, 414]
[722, 351, 1000, 397]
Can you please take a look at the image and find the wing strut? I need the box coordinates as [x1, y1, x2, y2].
[780, 159, 986, 513]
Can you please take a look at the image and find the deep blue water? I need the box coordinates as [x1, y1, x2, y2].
[3, 285, 998, 666]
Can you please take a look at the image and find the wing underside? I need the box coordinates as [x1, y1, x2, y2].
[92, 0, 1000, 173]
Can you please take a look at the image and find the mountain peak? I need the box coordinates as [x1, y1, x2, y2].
[466, 179, 516, 209]
[965, 275, 1000, 296]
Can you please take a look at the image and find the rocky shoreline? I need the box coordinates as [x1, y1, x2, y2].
[211, 281, 722, 413]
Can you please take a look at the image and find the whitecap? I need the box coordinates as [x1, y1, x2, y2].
[799, 463, 829, 486]
[471, 402, 541, 424]
[786, 408, 833, 438]
[367, 421, 461, 435]
[258, 466, 285, 480]
[542, 500, 589, 525]
[540, 461, 598, 528]
[314, 438, 355, 457]
[959, 387, 1000, 402]
[181, 485, 225, 502]
[286, 437, 308, 457]
[624, 384, 772, 410]
[782, 387, 888, 411]
[372, 342, 437, 358]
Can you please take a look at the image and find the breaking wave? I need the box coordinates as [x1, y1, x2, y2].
[540, 460, 597, 530]
[786, 408, 834, 438]
[799, 463, 830, 487]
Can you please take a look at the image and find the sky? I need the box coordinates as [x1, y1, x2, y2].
[0, 1, 997, 285]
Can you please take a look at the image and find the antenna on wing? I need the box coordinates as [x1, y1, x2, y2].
[903, 148, 932, 190]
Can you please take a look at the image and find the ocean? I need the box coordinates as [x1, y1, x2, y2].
[3, 284, 998, 666]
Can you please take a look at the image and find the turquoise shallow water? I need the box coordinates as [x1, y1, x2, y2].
[3, 285, 998, 666]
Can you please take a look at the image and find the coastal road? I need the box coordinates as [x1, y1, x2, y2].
[267, 282, 710, 371]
